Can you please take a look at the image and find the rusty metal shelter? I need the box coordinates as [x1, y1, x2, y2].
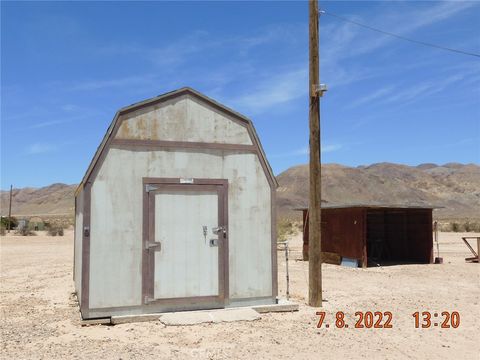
[74, 88, 278, 320]
[299, 205, 434, 267]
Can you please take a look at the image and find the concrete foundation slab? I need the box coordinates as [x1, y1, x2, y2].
[252, 299, 299, 313]
[80, 318, 111, 326]
[160, 311, 214, 326]
[159, 308, 260, 326]
[111, 314, 161, 325]
[88, 300, 298, 326]
[211, 308, 261, 323]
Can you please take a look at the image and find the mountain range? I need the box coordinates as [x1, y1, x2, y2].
[1, 163, 478, 220]
[277, 162, 479, 219]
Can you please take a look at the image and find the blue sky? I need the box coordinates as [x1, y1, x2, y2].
[1, 1, 479, 189]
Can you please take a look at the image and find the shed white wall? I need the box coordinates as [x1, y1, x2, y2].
[89, 148, 272, 309]
[85, 96, 273, 310]
[74, 189, 84, 302]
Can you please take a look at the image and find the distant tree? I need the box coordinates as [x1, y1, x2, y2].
[464, 221, 472, 232]
[451, 222, 460, 232]
[0, 216, 18, 230]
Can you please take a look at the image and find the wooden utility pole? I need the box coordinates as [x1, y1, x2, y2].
[308, 0, 322, 307]
[8, 184, 13, 233]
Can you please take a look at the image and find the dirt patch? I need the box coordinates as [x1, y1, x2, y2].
[1, 230, 478, 359]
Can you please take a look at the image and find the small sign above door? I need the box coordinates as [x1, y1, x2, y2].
[180, 178, 194, 184]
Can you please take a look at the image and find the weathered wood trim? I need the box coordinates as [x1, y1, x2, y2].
[245, 116, 278, 298]
[244, 122, 277, 189]
[146, 295, 222, 307]
[73, 196, 77, 282]
[83, 301, 225, 319]
[75, 110, 120, 197]
[271, 188, 278, 299]
[143, 178, 229, 186]
[142, 178, 229, 307]
[142, 180, 151, 304]
[80, 183, 91, 314]
[111, 138, 257, 152]
[221, 182, 230, 305]
[427, 209, 434, 264]
[362, 209, 368, 268]
[229, 295, 276, 302]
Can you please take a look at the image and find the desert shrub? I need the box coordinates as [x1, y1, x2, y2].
[464, 221, 472, 232]
[278, 218, 301, 242]
[0, 216, 18, 230]
[450, 222, 460, 232]
[15, 227, 36, 236]
[435, 220, 480, 232]
[464, 221, 480, 232]
[47, 226, 64, 236]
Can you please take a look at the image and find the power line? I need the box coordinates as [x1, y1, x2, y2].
[321, 10, 480, 59]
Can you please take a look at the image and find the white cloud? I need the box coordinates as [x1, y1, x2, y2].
[322, 144, 343, 153]
[293, 144, 343, 155]
[227, 67, 308, 114]
[29, 119, 73, 129]
[26, 143, 57, 155]
[25, 107, 107, 130]
[348, 86, 396, 108]
[61, 104, 79, 112]
[382, 74, 466, 104]
[271, 143, 343, 158]
[322, 1, 477, 63]
[69, 74, 156, 91]
[66, 24, 306, 95]
[319, 1, 479, 91]
[149, 30, 218, 67]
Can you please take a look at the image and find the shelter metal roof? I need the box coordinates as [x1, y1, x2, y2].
[294, 203, 442, 211]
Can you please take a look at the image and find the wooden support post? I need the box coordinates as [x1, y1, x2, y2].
[308, 0, 322, 307]
[8, 184, 13, 233]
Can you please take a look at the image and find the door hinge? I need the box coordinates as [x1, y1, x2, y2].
[145, 241, 161, 251]
[145, 184, 158, 192]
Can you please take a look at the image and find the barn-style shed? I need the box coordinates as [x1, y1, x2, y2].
[74, 88, 278, 319]
[300, 205, 434, 267]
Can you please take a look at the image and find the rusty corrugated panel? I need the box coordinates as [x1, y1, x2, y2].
[302, 207, 433, 266]
[321, 208, 365, 261]
[302, 207, 365, 262]
[366, 208, 433, 264]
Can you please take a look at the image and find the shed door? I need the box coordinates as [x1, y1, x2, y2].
[143, 182, 227, 308]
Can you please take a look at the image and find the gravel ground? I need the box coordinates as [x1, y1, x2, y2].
[1, 230, 479, 359]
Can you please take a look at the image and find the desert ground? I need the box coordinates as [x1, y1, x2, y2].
[1, 230, 479, 359]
